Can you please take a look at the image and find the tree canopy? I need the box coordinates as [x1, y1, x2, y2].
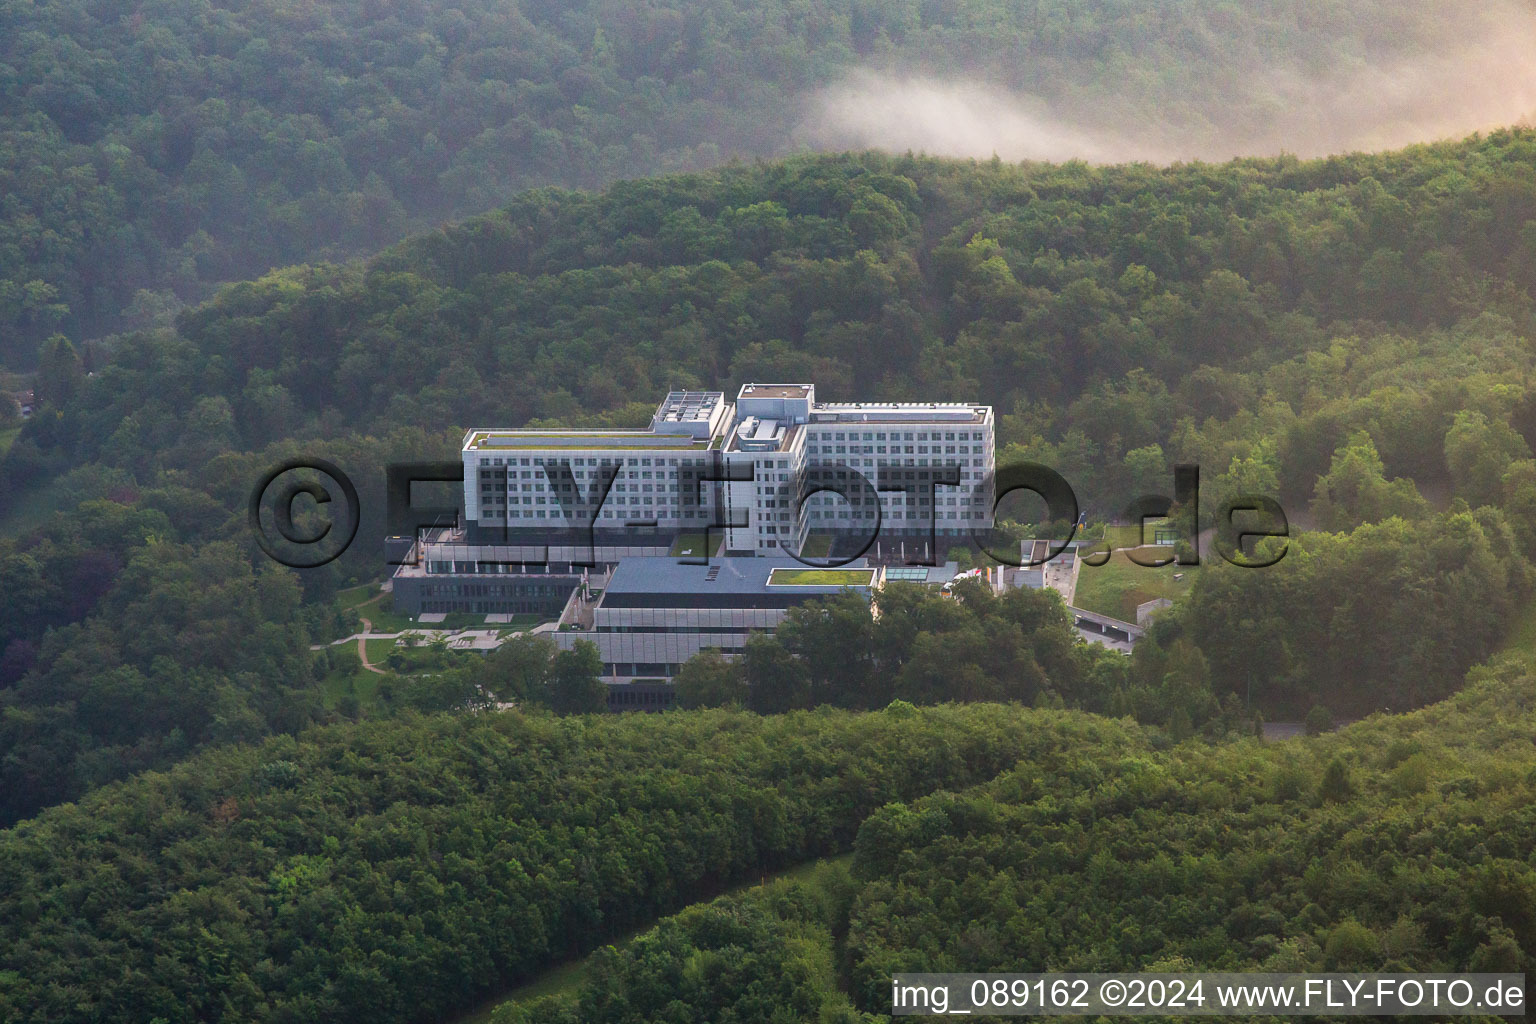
[0, 0, 1504, 363]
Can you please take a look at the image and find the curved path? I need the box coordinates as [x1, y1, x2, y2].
[357, 617, 387, 674]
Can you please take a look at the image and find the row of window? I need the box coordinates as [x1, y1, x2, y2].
[487, 493, 673, 504]
[480, 455, 711, 468]
[483, 503, 986, 519]
[415, 600, 553, 614]
[481, 509, 711, 519]
[481, 461, 990, 499]
[608, 686, 678, 709]
[423, 562, 573, 575]
[595, 625, 757, 633]
[413, 581, 574, 596]
[808, 444, 984, 456]
[811, 430, 985, 442]
[806, 494, 986, 505]
[806, 510, 984, 520]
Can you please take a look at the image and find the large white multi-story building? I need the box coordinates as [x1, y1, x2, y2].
[460, 383, 995, 558]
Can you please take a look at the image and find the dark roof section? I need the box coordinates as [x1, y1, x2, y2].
[600, 556, 875, 609]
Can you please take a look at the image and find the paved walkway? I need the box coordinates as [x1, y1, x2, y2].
[310, 629, 406, 649]
[307, 596, 558, 668]
[1076, 628, 1135, 653]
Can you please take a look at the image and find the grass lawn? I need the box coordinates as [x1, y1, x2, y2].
[315, 652, 383, 708]
[353, 604, 418, 632]
[1072, 547, 1196, 622]
[1496, 595, 1536, 663]
[668, 532, 723, 558]
[317, 632, 489, 709]
[318, 667, 384, 706]
[456, 854, 854, 1024]
[796, 533, 833, 558]
[767, 566, 876, 587]
[1085, 519, 1184, 551]
[364, 637, 397, 662]
[0, 425, 19, 456]
[0, 474, 80, 539]
[359, 598, 547, 634]
[337, 582, 386, 610]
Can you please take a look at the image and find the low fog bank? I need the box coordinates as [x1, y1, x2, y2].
[795, 4, 1536, 164]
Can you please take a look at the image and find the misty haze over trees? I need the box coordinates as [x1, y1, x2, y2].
[7, 132, 1536, 822]
[2, 0, 1532, 362]
[3, 3, 1536, 1020]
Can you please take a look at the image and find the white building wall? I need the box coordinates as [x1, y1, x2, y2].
[466, 450, 726, 529]
[800, 409, 995, 537]
[462, 388, 996, 547]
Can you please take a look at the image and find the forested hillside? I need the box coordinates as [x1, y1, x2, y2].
[842, 664, 1536, 996]
[5, 662, 1532, 1022]
[488, 660, 1536, 1019]
[0, 0, 1522, 360]
[0, 702, 1131, 1023]
[6, 4, 1536, 1022]
[19, 132, 1536, 498]
[8, 133, 1536, 822]
[0, 430, 451, 824]
[496, 664, 1536, 1022]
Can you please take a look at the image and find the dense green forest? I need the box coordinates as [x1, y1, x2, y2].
[5, 3, 1536, 1021]
[15, 131, 1536, 496]
[4, 664, 1532, 1022]
[494, 663, 1536, 1022]
[680, 511, 1528, 724]
[842, 664, 1536, 997]
[8, 133, 1536, 824]
[495, 862, 871, 1024]
[0, 0, 1504, 362]
[0, 431, 443, 824]
[0, 701, 1126, 1023]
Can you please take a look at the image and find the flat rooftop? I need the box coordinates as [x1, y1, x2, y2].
[810, 402, 989, 423]
[655, 390, 724, 421]
[724, 419, 801, 454]
[766, 566, 878, 587]
[881, 562, 960, 585]
[463, 429, 718, 452]
[740, 384, 812, 399]
[604, 556, 876, 598]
